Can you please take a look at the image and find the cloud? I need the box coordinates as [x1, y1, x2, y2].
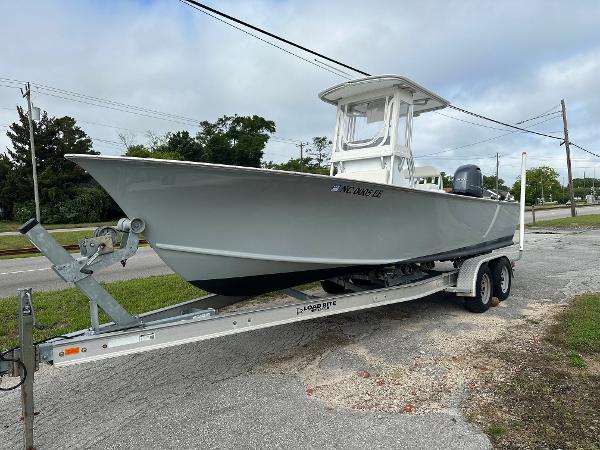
[1, 0, 599, 184]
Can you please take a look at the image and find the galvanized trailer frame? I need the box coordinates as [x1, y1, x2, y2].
[1, 155, 528, 450]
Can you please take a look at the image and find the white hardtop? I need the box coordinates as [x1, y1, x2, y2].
[319, 75, 449, 115]
[321, 74, 450, 187]
[412, 166, 441, 178]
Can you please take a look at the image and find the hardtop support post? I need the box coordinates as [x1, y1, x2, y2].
[18, 288, 36, 450]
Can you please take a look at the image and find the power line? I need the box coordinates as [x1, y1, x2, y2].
[1, 77, 200, 123]
[179, 0, 368, 77]
[90, 137, 126, 148]
[433, 111, 512, 131]
[416, 114, 561, 159]
[447, 105, 563, 140]
[0, 83, 21, 90]
[515, 110, 561, 125]
[78, 118, 302, 144]
[2, 79, 306, 145]
[178, 2, 349, 80]
[31, 83, 197, 122]
[32, 89, 200, 126]
[570, 143, 600, 158]
[0, 78, 202, 126]
[77, 119, 149, 134]
[514, 104, 559, 124]
[314, 59, 352, 78]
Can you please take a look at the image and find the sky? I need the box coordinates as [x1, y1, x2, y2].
[1, 0, 600, 185]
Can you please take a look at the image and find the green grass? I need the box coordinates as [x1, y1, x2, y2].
[568, 351, 587, 369]
[527, 214, 600, 229]
[486, 425, 507, 437]
[0, 276, 322, 350]
[0, 230, 92, 251]
[0, 274, 206, 350]
[0, 220, 114, 233]
[468, 292, 600, 449]
[525, 202, 587, 211]
[560, 293, 600, 353]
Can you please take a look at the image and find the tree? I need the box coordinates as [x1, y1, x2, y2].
[571, 177, 599, 201]
[124, 144, 152, 158]
[3, 107, 122, 222]
[198, 115, 275, 167]
[512, 166, 561, 205]
[482, 175, 509, 192]
[165, 131, 202, 161]
[4, 108, 98, 214]
[262, 157, 328, 175]
[306, 136, 332, 168]
[0, 154, 12, 218]
[440, 171, 453, 189]
[123, 115, 276, 168]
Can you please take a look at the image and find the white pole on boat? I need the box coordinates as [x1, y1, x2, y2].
[519, 151, 527, 253]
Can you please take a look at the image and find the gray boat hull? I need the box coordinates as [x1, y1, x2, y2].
[66, 155, 519, 295]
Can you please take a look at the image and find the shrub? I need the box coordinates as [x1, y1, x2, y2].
[13, 188, 122, 224]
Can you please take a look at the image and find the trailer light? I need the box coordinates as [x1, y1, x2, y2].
[63, 347, 80, 355]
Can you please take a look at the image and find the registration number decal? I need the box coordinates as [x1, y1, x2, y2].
[331, 184, 383, 198]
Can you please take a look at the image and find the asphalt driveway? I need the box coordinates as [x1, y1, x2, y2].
[1, 229, 599, 449]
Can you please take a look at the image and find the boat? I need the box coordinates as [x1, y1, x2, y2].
[66, 75, 519, 296]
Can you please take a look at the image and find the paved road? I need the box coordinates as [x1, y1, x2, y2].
[524, 204, 600, 223]
[1, 229, 599, 449]
[0, 247, 172, 297]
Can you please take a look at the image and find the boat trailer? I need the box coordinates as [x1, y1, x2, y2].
[0, 222, 522, 449]
[1, 157, 527, 450]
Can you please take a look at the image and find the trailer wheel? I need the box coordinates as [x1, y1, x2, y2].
[320, 279, 346, 294]
[465, 265, 493, 313]
[490, 257, 512, 301]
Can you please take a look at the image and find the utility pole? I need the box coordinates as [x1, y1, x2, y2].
[540, 170, 544, 205]
[495, 152, 499, 200]
[296, 141, 308, 172]
[22, 83, 41, 222]
[561, 99, 576, 217]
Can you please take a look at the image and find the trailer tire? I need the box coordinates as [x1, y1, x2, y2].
[320, 279, 346, 294]
[490, 257, 512, 301]
[465, 265, 493, 313]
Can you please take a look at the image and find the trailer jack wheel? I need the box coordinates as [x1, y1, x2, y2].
[490, 257, 512, 301]
[465, 265, 492, 313]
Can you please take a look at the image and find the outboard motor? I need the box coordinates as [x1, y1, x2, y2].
[453, 164, 483, 198]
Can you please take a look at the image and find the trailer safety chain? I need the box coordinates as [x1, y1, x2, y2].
[0, 334, 77, 391]
[0, 351, 26, 391]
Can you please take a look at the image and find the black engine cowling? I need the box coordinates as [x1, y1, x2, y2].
[453, 164, 483, 198]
